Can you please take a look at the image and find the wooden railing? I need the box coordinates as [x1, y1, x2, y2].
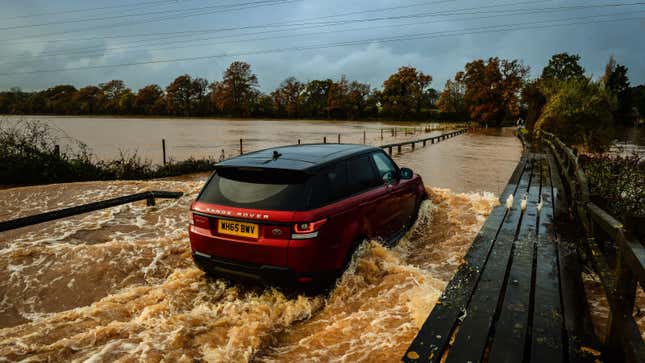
[542, 130, 645, 362]
[379, 129, 467, 155]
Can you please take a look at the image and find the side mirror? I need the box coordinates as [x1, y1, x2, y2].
[399, 167, 414, 180]
[382, 171, 397, 184]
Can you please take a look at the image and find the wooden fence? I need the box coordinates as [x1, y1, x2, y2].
[379, 129, 467, 155]
[542, 131, 645, 362]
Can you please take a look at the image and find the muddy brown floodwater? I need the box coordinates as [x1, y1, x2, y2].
[0, 122, 522, 362]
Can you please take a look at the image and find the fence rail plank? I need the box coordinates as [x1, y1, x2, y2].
[0, 191, 184, 232]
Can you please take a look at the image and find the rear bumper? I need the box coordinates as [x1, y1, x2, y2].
[191, 252, 336, 285]
[189, 225, 345, 275]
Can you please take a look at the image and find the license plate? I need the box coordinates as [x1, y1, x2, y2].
[217, 219, 259, 239]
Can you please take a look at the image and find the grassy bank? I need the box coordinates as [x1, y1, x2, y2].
[0, 120, 218, 186]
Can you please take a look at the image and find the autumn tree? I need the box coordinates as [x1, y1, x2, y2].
[73, 86, 103, 114]
[380, 66, 433, 119]
[211, 61, 259, 117]
[43, 85, 78, 114]
[166, 75, 208, 116]
[456, 58, 529, 126]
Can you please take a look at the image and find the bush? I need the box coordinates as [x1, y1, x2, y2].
[579, 153, 644, 220]
[535, 78, 616, 152]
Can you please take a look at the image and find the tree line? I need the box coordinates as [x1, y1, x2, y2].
[0, 62, 444, 121]
[1, 56, 643, 140]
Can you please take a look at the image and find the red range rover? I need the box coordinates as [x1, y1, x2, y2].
[188, 144, 425, 286]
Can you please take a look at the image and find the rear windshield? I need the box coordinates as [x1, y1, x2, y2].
[198, 168, 309, 211]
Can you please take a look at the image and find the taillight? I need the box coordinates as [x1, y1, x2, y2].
[191, 213, 210, 228]
[188, 211, 194, 225]
[292, 218, 327, 239]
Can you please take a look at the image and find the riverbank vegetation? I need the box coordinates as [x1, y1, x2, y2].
[0, 120, 217, 186]
[513, 53, 644, 223]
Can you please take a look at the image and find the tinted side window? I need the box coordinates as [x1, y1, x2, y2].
[346, 155, 380, 195]
[306, 162, 348, 209]
[371, 151, 398, 179]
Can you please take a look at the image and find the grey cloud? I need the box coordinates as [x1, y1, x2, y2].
[0, 0, 643, 92]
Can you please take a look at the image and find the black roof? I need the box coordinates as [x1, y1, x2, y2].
[216, 143, 379, 171]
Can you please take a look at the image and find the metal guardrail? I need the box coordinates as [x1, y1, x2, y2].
[0, 190, 184, 232]
[379, 129, 467, 155]
[541, 130, 644, 363]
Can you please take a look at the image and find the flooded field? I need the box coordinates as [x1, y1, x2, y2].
[2, 116, 462, 164]
[0, 121, 522, 362]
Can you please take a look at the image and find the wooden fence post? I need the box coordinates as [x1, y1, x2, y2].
[298, 139, 301, 144]
[338, 134, 341, 143]
[381, 128, 383, 139]
[363, 130, 366, 144]
[239, 138, 243, 155]
[607, 242, 638, 358]
[323, 136, 327, 144]
[162, 139, 167, 166]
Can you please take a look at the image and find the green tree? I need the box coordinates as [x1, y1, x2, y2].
[380, 66, 432, 119]
[541, 53, 585, 86]
[166, 75, 208, 116]
[271, 77, 304, 118]
[521, 80, 546, 131]
[535, 78, 615, 152]
[73, 86, 103, 114]
[302, 79, 333, 118]
[437, 79, 467, 117]
[99, 80, 128, 114]
[346, 81, 371, 120]
[211, 61, 259, 117]
[326, 76, 350, 119]
[117, 90, 136, 114]
[134, 84, 164, 115]
[632, 85, 645, 120]
[43, 85, 78, 114]
[603, 56, 632, 125]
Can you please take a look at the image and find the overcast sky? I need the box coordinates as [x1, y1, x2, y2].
[1, 0, 643, 92]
